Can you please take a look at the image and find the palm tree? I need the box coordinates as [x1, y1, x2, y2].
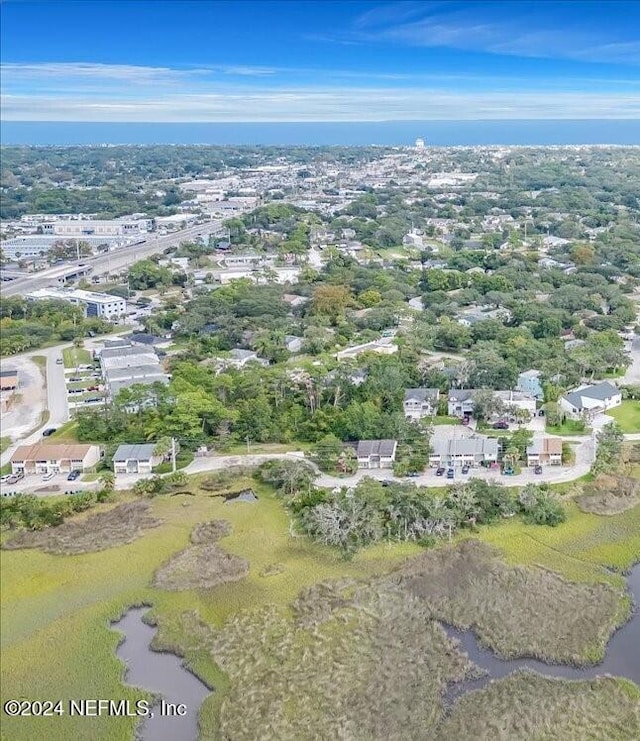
[99, 471, 115, 491]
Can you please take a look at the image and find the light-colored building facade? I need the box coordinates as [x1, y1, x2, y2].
[429, 435, 499, 468]
[26, 287, 127, 319]
[403, 388, 440, 420]
[526, 437, 563, 467]
[559, 382, 622, 419]
[11, 443, 100, 475]
[113, 444, 161, 474]
[356, 440, 397, 469]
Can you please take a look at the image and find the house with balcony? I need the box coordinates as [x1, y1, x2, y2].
[403, 388, 440, 420]
[447, 389, 477, 417]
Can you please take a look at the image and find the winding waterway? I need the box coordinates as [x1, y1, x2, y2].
[113, 607, 211, 741]
[113, 566, 638, 740]
[444, 564, 640, 703]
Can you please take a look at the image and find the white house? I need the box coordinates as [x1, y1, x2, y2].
[113, 444, 162, 475]
[356, 440, 397, 469]
[403, 389, 440, 420]
[494, 390, 537, 418]
[447, 390, 477, 417]
[559, 381, 622, 419]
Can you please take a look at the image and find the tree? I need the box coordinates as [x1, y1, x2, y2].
[311, 285, 353, 321]
[471, 389, 504, 422]
[311, 435, 344, 472]
[99, 471, 115, 491]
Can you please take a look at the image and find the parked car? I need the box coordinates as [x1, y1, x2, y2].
[42, 472, 56, 481]
[435, 467, 446, 476]
[492, 420, 509, 430]
[380, 480, 394, 487]
[6, 474, 21, 484]
[42, 428, 57, 437]
[534, 465, 543, 474]
[406, 471, 420, 478]
[56, 358, 63, 364]
[67, 470, 81, 481]
[462, 415, 471, 425]
[502, 467, 515, 475]
[0, 474, 12, 483]
[446, 468, 455, 479]
[461, 465, 470, 474]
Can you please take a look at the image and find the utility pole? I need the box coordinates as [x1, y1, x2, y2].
[171, 437, 177, 473]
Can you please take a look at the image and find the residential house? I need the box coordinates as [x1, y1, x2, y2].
[403, 388, 440, 420]
[447, 389, 477, 417]
[559, 382, 622, 419]
[336, 337, 398, 360]
[0, 369, 18, 391]
[356, 439, 397, 469]
[494, 390, 537, 418]
[11, 443, 100, 475]
[282, 293, 309, 309]
[516, 370, 544, 401]
[113, 444, 161, 475]
[224, 349, 268, 369]
[429, 435, 499, 468]
[526, 437, 563, 467]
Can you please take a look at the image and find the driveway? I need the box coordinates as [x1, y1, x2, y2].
[621, 335, 640, 385]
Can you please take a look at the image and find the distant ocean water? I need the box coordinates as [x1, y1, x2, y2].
[1, 120, 639, 146]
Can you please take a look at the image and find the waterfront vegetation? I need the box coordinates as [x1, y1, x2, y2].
[1, 467, 638, 740]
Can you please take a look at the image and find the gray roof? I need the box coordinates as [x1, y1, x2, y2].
[563, 381, 619, 409]
[448, 389, 476, 402]
[431, 435, 499, 457]
[356, 439, 397, 458]
[0, 369, 17, 378]
[113, 443, 157, 462]
[404, 388, 439, 402]
[230, 349, 257, 361]
[106, 365, 167, 382]
[100, 345, 156, 360]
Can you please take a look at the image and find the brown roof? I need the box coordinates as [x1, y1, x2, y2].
[11, 443, 95, 462]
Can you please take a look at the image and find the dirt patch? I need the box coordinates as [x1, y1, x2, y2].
[3, 500, 162, 554]
[577, 474, 640, 515]
[438, 672, 640, 741]
[153, 519, 248, 591]
[394, 540, 626, 664]
[0, 356, 47, 439]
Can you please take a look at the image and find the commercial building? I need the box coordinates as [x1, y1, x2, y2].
[97, 342, 168, 398]
[26, 288, 127, 319]
[10, 443, 101, 475]
[40, 218, 152, 237]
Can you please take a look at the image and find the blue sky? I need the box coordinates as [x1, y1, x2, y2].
[1, 1, 639, 121]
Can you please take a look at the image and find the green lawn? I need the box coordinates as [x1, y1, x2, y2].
[432, 415, 462, 425]
[607, 400, 640, 433]
[62, 347, 93, 368]
[49, 420, 80, 442]
[0, 437, 11, 454]
[547, 419, 589, 436]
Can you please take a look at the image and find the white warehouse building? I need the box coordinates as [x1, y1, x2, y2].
[26, 287, 127, 320]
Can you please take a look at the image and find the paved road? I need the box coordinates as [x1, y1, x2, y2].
[621, 335, 640, 386]
[0, 219, 231, 297]
[0, 346, 70, 467]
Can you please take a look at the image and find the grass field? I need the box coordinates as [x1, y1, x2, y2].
[607, 400, 640, 433]
[62, 347, 93, 368]
[547, 419, 588, 435]
[0, 436, 10, 454]
[1, 474, 638, 741]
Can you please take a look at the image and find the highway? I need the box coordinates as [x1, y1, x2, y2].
[0, 218, 228, 297]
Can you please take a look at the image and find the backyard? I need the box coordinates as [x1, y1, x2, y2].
[607, 400, 640, 433]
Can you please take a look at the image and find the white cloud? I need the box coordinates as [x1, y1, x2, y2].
[2, 86, 638, 121]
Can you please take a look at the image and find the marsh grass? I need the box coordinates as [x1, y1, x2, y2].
[2, 500, 162, 554]
[153, 520, 249, 591]
[438, 672, 640, 741]
[395, 540, 627, 665]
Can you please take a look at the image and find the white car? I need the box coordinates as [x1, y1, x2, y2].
[42, 472, 56, 481]
[0, 474, 12, 483]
